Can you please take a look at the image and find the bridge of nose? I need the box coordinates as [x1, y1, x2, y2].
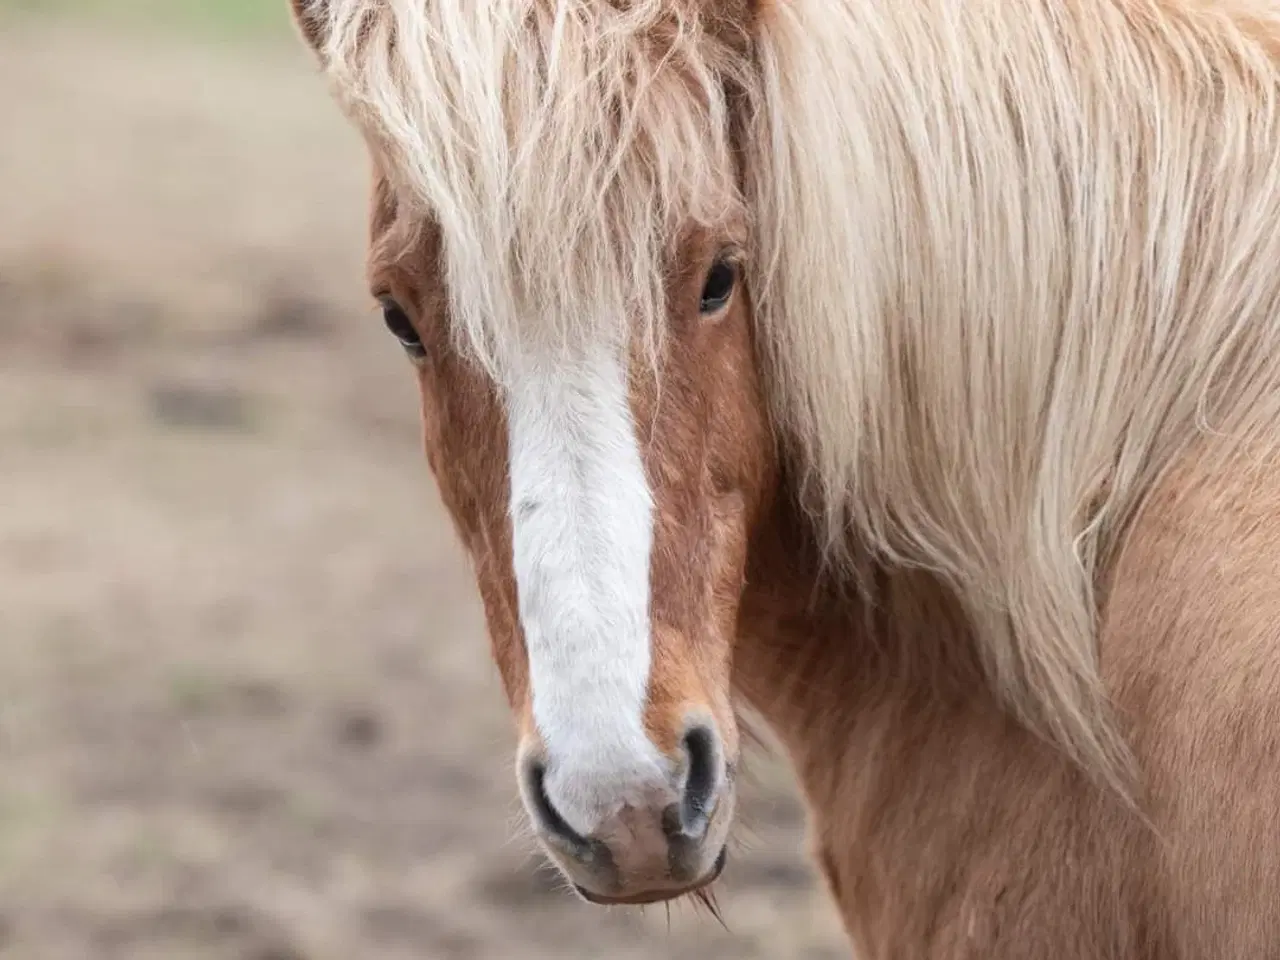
[505, 344, 678, 837]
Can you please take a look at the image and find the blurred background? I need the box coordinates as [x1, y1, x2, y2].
[0, 3, 848, 957]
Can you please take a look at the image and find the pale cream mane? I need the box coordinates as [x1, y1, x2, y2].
[306, 0, 746, 378]
[305, 0, 1280, 798]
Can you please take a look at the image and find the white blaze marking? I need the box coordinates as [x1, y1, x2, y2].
[507, 345, 668, 837]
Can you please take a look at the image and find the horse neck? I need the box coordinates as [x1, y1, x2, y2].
[732, 493, 1153, 959]
[732, 491, 990, 795]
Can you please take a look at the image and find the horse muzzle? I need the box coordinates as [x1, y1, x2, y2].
[517, 721, 735, 905]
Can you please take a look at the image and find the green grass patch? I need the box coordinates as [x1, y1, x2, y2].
[0, 0, 291, 42]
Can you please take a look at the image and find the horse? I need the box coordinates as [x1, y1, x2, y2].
[286, 0, 1280, 955]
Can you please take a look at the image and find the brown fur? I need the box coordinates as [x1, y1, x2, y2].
[730, 434, 1280, 958]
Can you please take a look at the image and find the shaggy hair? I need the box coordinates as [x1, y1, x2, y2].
[303, 0, 747, 376]
[298, 0, 1280, 798]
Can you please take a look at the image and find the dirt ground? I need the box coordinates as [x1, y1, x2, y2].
[0, 17, 849, 960]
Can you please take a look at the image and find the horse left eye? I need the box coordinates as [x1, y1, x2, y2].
[381, 298, 427, 359]
[699, 259, 737, 315]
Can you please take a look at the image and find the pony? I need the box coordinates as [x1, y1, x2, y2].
[286, 0, 1280, 955]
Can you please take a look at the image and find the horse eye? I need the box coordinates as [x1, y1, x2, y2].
[699, 259, 737, 315]
[380, 299, 426, 359]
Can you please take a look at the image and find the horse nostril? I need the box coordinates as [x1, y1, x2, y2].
[521, 757, 592, 858]
[679, 724, 722, 837]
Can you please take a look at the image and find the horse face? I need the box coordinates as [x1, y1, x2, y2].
[288, 0, 770, 910]
[364, 169, 773, 904]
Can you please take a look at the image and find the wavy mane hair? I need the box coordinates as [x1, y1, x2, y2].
[299, 0, 1280, 799]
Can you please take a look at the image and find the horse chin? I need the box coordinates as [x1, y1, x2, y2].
[571, 846, 728, 907]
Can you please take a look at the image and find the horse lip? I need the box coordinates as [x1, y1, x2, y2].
[573, 847, 727, 906]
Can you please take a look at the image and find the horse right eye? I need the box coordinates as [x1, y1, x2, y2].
[380, 298, 426, 360]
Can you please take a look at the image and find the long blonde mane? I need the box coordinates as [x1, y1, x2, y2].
[304, 0, 1280, 797]
[304, 0, 747, 377]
